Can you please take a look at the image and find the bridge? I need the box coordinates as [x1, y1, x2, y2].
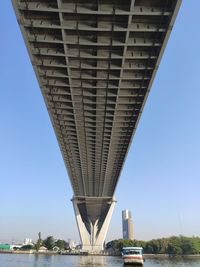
[12, 0, 181, 251]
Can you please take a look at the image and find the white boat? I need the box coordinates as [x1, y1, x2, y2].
[122, 247, 144, 265]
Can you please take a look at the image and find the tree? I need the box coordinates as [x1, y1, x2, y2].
[180, 236, 200, 255]
[106, 236, 200, 256]
[35, 232, 42, 252]
[43, 236, 55, 250]
[167, 237, 183, 255]
[20, 245, 34, 251]
[150, 239, 161, 254]
[55, 239, 69, 250]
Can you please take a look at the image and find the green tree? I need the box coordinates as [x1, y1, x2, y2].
[35, 232, 42, 252]
[159, 238, 169, 254]
[180, 236, 200, 255]
[55, 239, 69, 250]
[106, 236, 200, 256]
[20, 245, 34, 251]
[145, 242, 154, 253]
[43, 236, 55, 250]
[192, 236, 200, 254]
[167, 236, 183, 255]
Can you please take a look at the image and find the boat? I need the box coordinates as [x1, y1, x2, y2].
[122, 247, 144, 265]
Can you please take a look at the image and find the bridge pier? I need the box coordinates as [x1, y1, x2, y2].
[72, 196, 116, 252]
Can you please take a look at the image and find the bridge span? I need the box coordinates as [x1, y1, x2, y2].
[13, 0, 181, 251]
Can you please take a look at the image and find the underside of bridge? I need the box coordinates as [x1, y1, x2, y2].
[13, 0, 181, 251]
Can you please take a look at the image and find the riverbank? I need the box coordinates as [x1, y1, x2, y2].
[0, 250, 108, 256]
[1, 250, 200, 258]
[144, 254, 200, 259]
[0, 250, 57, 255]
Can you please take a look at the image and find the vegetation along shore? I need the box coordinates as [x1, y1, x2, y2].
[106, 236, 200, 256]
[1, 235, 200, 257]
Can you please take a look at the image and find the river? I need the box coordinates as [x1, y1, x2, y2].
[0, 254, 200, 267]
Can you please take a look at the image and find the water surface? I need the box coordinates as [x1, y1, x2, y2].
[0, 254, 200, 267]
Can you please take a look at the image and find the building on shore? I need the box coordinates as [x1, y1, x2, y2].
[68, 239, 76, 250]
[122, 210, 134, 240]
[23, 238, 33, 245]
[0, 244, 11, 251]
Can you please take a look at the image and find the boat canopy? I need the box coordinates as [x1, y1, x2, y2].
[122, 247, 143, 255]
[122, 247, 143, 250]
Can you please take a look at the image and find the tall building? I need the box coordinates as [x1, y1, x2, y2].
[122, 210, 134, 240]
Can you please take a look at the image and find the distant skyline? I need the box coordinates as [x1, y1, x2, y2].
[1, 1, 200, 244]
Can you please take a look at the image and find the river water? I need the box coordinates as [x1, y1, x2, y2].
[0, 254, 200, 267]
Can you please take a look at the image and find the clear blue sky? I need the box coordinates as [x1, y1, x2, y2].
[1, 1, 200, 244]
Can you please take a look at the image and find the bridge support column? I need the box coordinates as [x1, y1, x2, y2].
[92, 198, 115, 251]
[72, 199, 91, 250]
[72, 197, 116, 252]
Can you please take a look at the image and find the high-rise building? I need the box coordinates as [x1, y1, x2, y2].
[122, 210, 134, 240]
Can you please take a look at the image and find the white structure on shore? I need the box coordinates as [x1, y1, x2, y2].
[68, 239, 77, 249]
[23, 238, 33, 245]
